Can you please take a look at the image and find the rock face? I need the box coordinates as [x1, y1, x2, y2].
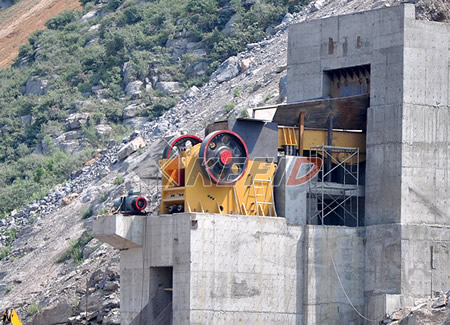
[65, 113, 90, 130]
[125, 80, 143, 99]
[117, 136, 146, 161]
[211, 56, 240, 83]
[122, 103, 146, 119]
[155, 81, 185, 95]
[80, 9, 98, 23]
[96, 124, 113, 137]
[122, 117, 148, 130]
[20, 114, 35, 126]
[31, 300, 73, 325]
[24, 77, 49, 96]
[165, 38, 206, 60]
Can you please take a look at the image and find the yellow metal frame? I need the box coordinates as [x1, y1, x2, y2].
[278, 127, 366, 161]
[159, 144, 276, 216]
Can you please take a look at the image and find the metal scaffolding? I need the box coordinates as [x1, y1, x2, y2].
[308, 145, 361, 227]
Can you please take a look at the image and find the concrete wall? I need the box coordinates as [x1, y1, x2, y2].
[303, 226, 364, 325]
[96, 213, 365, 325]
[287, 4, 413, 226]
[286, 5, 450, 322]
[401, 18, 450, 225]
[118, 215, 192, 324]
[188, 214, 304, 324]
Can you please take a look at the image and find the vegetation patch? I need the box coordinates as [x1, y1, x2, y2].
[113, 174, 124, 185]
[57, 232, 93, 265]
[26, 303, 39, 316]
[0, 227, 17, 261]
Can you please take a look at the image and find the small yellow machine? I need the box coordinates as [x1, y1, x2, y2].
[2, 309, 22, 325]
[159, 128, 277, 216]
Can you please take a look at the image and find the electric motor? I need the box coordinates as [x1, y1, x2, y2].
[113, 190, 147, 215]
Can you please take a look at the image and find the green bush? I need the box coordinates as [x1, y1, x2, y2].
[57, 232, 93, 265]
[113, 175, 124, 185]
[26, 303, 39, 316]
[81, 206, 93, 219]
[224, 102, 235, 113]
[46, 11, 79, 30]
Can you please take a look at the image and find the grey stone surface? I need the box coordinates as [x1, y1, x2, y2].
[125, 81, 143, 98]
[122, 117, 148, 130]
[65, 113, 90, 130]
[24, 77, 49, 96]
[211, 56, 240, 83]
[122, 103, 146, 119]
[117, 136, 146, 161]
[155, 81, 185, 95]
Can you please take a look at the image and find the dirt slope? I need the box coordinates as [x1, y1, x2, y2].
[0, 0, 81, 68]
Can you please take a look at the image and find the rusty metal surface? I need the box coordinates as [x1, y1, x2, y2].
[272, 94, 369, 130]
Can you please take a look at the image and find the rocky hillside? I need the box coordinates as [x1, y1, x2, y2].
[0, 0, 449, 324]
[0, 0, 306, 219]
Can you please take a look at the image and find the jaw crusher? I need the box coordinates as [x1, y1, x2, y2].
[159, 120, 277, 217]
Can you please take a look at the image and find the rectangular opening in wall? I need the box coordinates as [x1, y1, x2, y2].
[324, 65, 370, 98]
[150, 266, 173, 324]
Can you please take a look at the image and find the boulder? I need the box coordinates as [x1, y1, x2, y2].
[57, 140, 81, 154]
[155, 81, 184, 95]
[182, 86, 199, 100]
[122, 117, 148, 130]
[88, 24, 100, 33]
[166, 38, 189, 59]
[122, 62, 136, 86]
[82, 238, 102, 259]
[65, 113, 90, 130]
[96, 124, 113, 137]
[102, 308, 120, 325]
[73, 100, 92, 111]
[31, 301, 73, 325]
[80, 10, 97, 23]
[78, 290, 102, 313]
[224, 14, 238, 35]
[20, 114, 35, 126]
[117, 137, 146, 161]
[239, 58, 253, 73]
[211, 56, 240, 83]
[125, 80, 143, 98]
[371, 0, 388, 9]
[24, 77, 49, 96]
[193, 62, 208, 76]
[62, 193, 79, 206]
[310, 0, 327, 12]
[122, 103, 146, 119]
[282, 12, 294, 24]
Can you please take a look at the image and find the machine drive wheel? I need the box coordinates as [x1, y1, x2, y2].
[199, 130, 248, 185]
[162, 134, 202, 159]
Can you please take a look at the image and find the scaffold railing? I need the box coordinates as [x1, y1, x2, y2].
[308, 145, 360, 227]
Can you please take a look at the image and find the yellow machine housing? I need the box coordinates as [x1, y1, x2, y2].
[2, 309, 22, 325]
[159, 144, 276, 216]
